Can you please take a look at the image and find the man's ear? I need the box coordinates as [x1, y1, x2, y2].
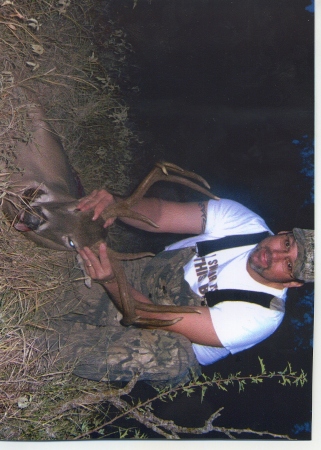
[283, 280, 304, 288]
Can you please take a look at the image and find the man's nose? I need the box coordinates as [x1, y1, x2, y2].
[271, 250, 287, 262]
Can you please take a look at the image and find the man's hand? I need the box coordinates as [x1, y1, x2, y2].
[78, 243, 116, 283]
[77, 189, 116, 228]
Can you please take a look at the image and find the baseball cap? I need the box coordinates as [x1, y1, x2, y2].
[292, 228, 314, 282]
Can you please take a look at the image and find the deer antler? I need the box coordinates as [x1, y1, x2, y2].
[100, 162, 219, 227]
[107, 248, 201, 328]
[96, 162, 219, 327]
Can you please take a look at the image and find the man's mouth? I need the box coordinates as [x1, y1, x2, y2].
[251, 247, 271, 269]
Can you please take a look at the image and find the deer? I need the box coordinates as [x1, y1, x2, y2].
[2, 88, 220, 327]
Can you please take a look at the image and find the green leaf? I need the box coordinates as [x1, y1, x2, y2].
[217, 384, 228, 392]
[201, 386, 208, 403]
[258, 356, 266, 374]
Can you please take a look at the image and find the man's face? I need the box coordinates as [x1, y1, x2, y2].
[247, 232, 303, 288]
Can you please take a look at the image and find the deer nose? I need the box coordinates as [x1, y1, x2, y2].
[18, 206, 47, 230]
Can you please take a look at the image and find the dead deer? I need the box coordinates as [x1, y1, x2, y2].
[2, 90, 219, 327]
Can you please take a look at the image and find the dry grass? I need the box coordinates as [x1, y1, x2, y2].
[0, 0, 138, 193]
[0, 0, 143, 439]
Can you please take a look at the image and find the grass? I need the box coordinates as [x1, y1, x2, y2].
[0, 0, 141, 439]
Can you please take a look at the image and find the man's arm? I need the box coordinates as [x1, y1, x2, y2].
[130, 286, 223, 346]
[122, 197, 209, 234]
[79, 244, 223, 347]
[77, 189, 209, 235]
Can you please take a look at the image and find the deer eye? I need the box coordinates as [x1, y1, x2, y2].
[68, 238, 76, 248]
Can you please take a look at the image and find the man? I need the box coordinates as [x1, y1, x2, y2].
[77, 191, 314, 366]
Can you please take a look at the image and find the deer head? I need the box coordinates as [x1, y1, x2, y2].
[13, 187, 108, 252]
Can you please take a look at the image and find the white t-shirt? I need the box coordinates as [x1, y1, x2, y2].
[165, 199, 287, 365]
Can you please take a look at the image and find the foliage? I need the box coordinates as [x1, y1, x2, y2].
[0, 352, 307, 440]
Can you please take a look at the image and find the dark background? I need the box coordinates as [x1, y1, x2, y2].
[97, 0, 314, 439]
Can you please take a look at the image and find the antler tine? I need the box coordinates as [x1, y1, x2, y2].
[106, 249, 137, 325]
[156, 161, 210, 188]
[155, 161, 220, 199]
[134, 295, 202, 327]
[128, 316, 184, 328]
[157, 174, 219, 201]
[126, 161, 220, 205]
[134, 302, 201, 314]
[101, 204, 160, 229]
